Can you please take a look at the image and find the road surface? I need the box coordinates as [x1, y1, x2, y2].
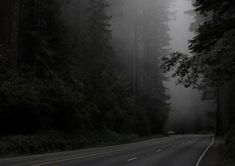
[0, 135, 216, 166]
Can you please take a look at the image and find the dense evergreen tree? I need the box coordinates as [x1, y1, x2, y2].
[0, 0, 170, 143]
[0, 0, 75, 134]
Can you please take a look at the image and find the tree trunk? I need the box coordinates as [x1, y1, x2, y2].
[11, 0, 21, 69]
[0, 0, 21, 69]
[216, 88, 222, 136]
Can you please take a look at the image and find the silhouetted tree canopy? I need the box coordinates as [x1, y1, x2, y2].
[162, 0, 235, 89]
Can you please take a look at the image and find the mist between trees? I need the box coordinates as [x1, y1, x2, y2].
[0, 0, 234, 161]
[0, 0, 172, 154]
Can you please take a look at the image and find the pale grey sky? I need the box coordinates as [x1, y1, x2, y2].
[165, 0, 215, 130]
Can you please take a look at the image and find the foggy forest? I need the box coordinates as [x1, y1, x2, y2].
[0, 0, 234, 165]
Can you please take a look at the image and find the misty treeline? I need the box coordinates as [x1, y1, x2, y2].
[162, 0, 235, 161]
[0, 0, 170, 140]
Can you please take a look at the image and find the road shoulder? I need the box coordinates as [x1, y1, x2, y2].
[200, 137, 224, 166]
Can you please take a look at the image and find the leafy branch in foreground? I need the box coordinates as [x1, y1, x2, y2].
[161, 29, 235, 90]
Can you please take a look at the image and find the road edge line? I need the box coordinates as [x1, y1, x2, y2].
[196, 136, 215, 166]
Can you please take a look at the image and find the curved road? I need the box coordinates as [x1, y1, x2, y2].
[0, 135, 215, 166]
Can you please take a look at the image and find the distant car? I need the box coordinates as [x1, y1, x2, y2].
[168, 131, 175, 135]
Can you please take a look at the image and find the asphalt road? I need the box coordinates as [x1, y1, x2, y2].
[0, 135, 215, 166]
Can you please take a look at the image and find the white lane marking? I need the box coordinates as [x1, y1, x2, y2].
[196, 137, 215, 166]
[127, 157, 138, 162]
[156, 149, 163, 153]
[32, 149, 122, 166]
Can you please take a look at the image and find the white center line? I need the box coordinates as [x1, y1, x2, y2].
[196, 136, 215, 166]
[127, 157, 138, 162]
[156, 149, 163, 153]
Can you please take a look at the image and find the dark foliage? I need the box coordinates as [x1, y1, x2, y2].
[0, 0, 170, 153]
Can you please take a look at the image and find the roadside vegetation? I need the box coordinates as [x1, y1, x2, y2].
[221, 129, 235, 166]
[0, 131, 141, 156]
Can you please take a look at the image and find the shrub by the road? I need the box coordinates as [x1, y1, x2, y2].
[222, 128, 235, 166]
[0, 131, 139, 156]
